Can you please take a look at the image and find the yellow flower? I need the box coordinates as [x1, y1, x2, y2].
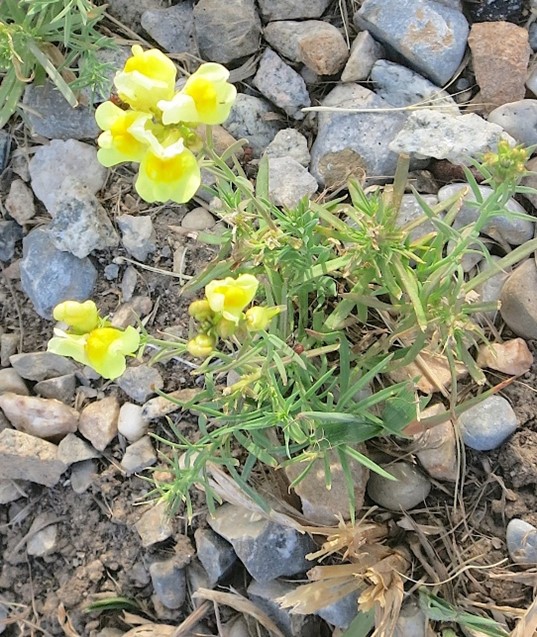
[114, 44, 176, 111]
[53, 300, 100, 334]
[205, 274, 259, 324]
[158, 63, 236, 126]
[95, 102, 149, 166]
[47, 326, 140, 380]
[186, 333, 216, 358]
[129, 118, 201, 204]
[244, 306, 281, 331]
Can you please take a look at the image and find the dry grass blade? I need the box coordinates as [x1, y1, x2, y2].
[192, 588, 285, 637]
[57, 603, 81, 637]
[278, 575, 363, 615]
[121, 625, 175, 637]
[510, 594, 537, 637]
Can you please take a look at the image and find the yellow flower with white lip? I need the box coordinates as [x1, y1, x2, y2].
[187, 333, 216, 358]
[114, 44, 176, 111]
[244, 306, 281, 331]
[47, 325, 140, 380]
[205, 274, 259, 324]
[129, 118, 201, 204]
[95, 102, 149, 166]
[158, 63, 236, 126]
[53, 300, 100, 334]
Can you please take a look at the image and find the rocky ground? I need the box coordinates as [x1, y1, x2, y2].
[4, 0, 537, 635]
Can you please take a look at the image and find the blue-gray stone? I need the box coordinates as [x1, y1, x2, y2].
[530, 23, 537, 52]
[223, 94, 282, 157]
[0, 221, 22, 262]
[141, 2, 198, 55]
[316, 591, 359, 628]
[370, 60, 459, 113]
[23, 82, 99, 141]
[309, 83, 409, 187]
[366, 462, 431, 510]
[253, 48, 310, 120]
[149, 558, 186, 609]
[488, 100, 537, 147]
[458, 395, 517, 451]
[355, 0, 469, 86]
[0, 130, 10, 171]
[194, 527, 237, 585]
[257, 0, 331, 20]
[207, 503, 316, 583]
[20, 228, 97, 319]
[506, 519, 537, 565]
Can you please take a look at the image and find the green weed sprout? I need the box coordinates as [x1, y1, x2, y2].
[0, 0, 114, 127]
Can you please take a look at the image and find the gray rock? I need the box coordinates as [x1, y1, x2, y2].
[9, 352, 77, 382]
[5, 179, 36, 225]
[268, 157, 317, 208]
[29, 139, 107, 216]
[355, 0, 469, 86]
[34, 374, 77, 403]
[26, 513, 58, 556]
[316, 591, 359, 629]
[70, 459, 97, 494]
[194, 528, 237, 585]
[396, 194, 439, 242]
[193, 0, 261, 64]
[472, 255, 510, 324]
[117, 402, 149, 442]
[135, 501, 174, 547]
[23, 81, 99, 140]
[117, 215, 156, 262]
[310, 83, 409, 188]
[297, 23, 349, 76]
[223, 93, 282, 157]
[0, 369, 29, 396]
[263, 20, 324, 63]
[500, 259, 537, 339]
[341, 31, 385, 83]
[116, 364, 164, 403]
[506, 519, 537, 565]
[389, 110, 515, 166]
[0, 130, 10, 171]
[80, 45, 131, 104]
[366, 462, 431, 510]
[207, 503, 315, 582]
[0, 392, 78, 441]
[253, 48, 310, 120]
[79, 396, 119, 452]
[458, 395, 517, 451]
[285, 448, 369, 525]
[437, 183, 533, 245]
[0, 334, 19, 368]
[149, 559, 187, 610]
[48, 190, 119, 258]
[121, 267, 136, 304]
[104, 0, 162, 31]
[0, 602, 6, 635]
[181, 208, 216, 231]
[104, 264, 120, 280]
[20, 228, 97, 319]
[58, 433, 99, 466]
[0, 221, 22, 262]
[394, 598, 430, 637]
[247, 579, 320, 637]
[121, 435, 157, 475]
[258, 0, 331, 20]
[521, 155, 537, 207]
[371, 60, 459, 113]
[264, 129, 310, 167]
[0, 429, 66, 487]
[530, 22, 537, 52]
[488, 100, 537, 147]
[110, 296, 153, 329]
[141, 2, 197, 55]
[0, 479, 28, 505]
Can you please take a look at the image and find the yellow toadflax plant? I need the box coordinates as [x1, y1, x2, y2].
[278, 517, 410, 637]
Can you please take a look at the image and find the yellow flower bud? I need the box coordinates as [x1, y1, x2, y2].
[188, 299, 213, 321]
[244, 306, 281, 331]
[215, 317, 237, 338]
[53, 300, 100, 334]
[186, 334, 216, 358]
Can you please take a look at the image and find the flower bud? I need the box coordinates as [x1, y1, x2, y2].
[215, 317, 237, 338]
[244, 306, 281, 331]
[188, 299, 213, 321]
[186, 333, 216, 358]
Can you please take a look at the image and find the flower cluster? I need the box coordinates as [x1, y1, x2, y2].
[187, 274, 281, 357]
[47, 301, 140, 380]
[95, 45, 236, 204]
[482, 140, 529, 184]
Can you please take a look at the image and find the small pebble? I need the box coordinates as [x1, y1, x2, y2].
[500, 259, 537, 340]
[121, 435, 157, 475]
[26, 514, 58, 557]
[70, 459, 97, 494]
[34, 374, 77, 403]
[506, 518, 537, 564]
[9, 352, 76, 382]
[116, 364, 164, 403]
[476, 339, 533, 376]
[194, 527, 237, 585]
[341, 30, 385, 83]
[264, 129, 310, 167]
[0, 221, 22, 262]
[149, 559, 187, 610]
[135, 501, 174, 547]
[267, 157, 317, 209]
[78, 396, 120, 452]
[117, 402, 149, 442]
[1, 334, 19, 368]
[117, 215, 156, 262]
[181, 208, 216, 231]
[5, 179, 36, 225]
[57, 433, 99, 466]
[366, 462, 431, 510]
[488, 100, 537, 147]
[141, 3, 197, 55]
[458, 395, 517, 451]
[0, 369, 29, 396]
